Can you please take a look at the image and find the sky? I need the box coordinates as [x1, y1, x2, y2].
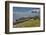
[13, 7, 40, 22]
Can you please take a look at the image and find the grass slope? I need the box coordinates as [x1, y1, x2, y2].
[13, 19, 40, 28]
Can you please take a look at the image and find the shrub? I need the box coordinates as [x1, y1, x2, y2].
[33, 16, 40, 20]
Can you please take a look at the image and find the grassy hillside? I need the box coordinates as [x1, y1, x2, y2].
[13, 19, 40, 28]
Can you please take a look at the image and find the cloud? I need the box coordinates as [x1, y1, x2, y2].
[32, 9, 40, 12]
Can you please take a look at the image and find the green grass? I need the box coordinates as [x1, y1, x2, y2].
[13, 19, 40, 28]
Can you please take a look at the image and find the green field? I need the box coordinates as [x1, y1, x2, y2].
[13, 19, 40, 28]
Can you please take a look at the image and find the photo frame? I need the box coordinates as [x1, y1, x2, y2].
[5, 1, 45, 34]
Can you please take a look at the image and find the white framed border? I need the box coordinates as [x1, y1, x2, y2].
[9, 3, 44, 32]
